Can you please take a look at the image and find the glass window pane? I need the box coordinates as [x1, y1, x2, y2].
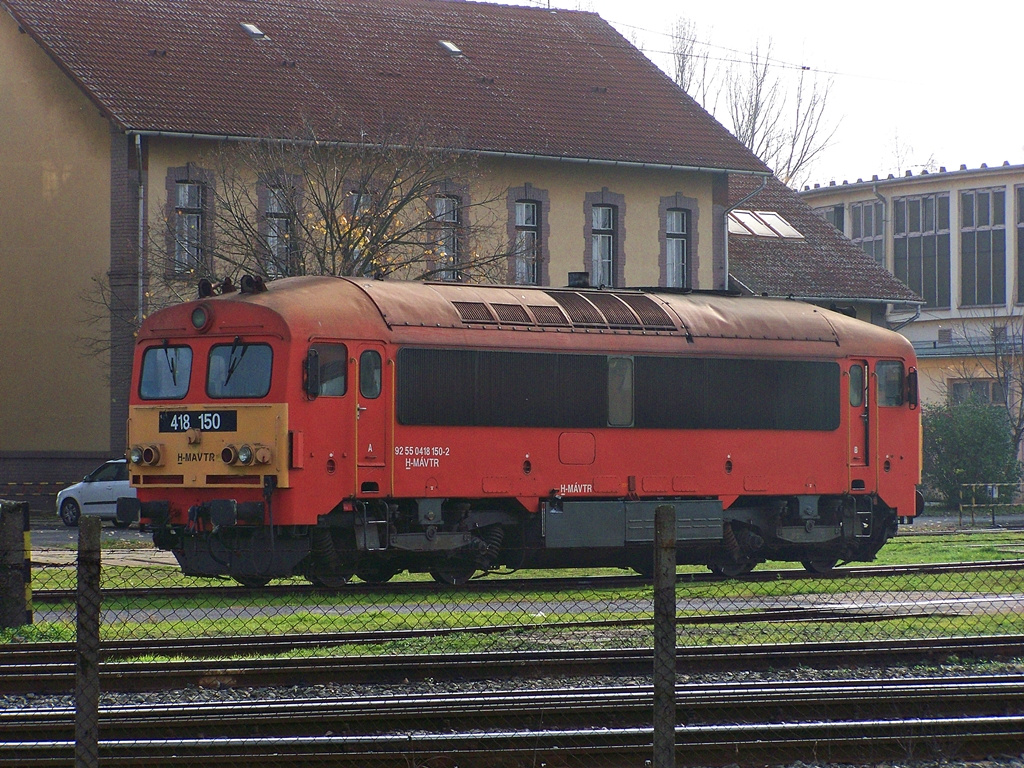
[938, 195, 950, 230]
[877, 361, 904, 407]
[922, 196, 934, 232]
[961, 192, 974, 228]
[140, 346, 192, 400]
[207, 344, 273, 399]
[666, 209, 685, 234]
[894, 199, 906, 234]
[849, 364, 864, 407]
[607, 356, 633, 426]
[993, 190, 1006, 226]
[359, 350, 382, 399]
[908, 199, 921, 232]
[312, 343, 347, 397]
[977, 191, 990, 227]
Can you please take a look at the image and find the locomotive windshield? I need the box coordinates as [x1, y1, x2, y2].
[207, 342, 273, 399]
[139, 345, 192, 400]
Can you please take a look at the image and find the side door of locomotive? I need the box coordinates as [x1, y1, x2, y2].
[848, 360, 869, 467]
[353, 342, 390, 496]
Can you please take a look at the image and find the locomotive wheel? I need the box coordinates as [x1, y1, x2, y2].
[59, 499, 81, 527]
[801, 558, 839, 574]
[355, 562, 397, 584]
[707, 560, 756, 577]
[310, 571, 355, 588]
[429, 561, 476, 586]
[235, 576, 271, 588]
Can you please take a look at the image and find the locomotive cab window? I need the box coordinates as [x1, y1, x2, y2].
[308, 344, 348, 397]
[359, 350, 382, 399]
[607, 356, 634, 427]
[207, 342, 273, 399]
[140, 345, 192, 400]
[877, 361, 905, 407]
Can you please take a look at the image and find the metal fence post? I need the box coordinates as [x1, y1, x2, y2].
[75, 516, 101, 768]
[653, 504, 676, 768]
[0, 500, 31, 629]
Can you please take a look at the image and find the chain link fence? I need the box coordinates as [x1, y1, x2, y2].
[4, 510, 1024, 767]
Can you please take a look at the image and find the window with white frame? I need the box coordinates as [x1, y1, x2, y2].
[814, 204, 844, 232]
[893, 193, 950, 308]
[513, 201, 539, 285]
[665, 208, 689, 288]
[1018, 186, 1024, 304]
[264, 187, 294, 277]
[591, 205, 615, 287]
[850, 200, 885, 266]
[174, 181, 204, 273]
[960, 187, 1006, 306]
[435, 195, 461, 281]
[949, 377, 1005, 405]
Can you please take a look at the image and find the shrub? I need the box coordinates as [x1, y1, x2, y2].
[922, 398, 1021, 507]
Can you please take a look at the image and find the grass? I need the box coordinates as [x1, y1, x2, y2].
[11, 527, 1024, 650]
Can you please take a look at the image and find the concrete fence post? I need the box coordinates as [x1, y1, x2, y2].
[75, 516, 102, 768]
[0, 500, 32, 629]
[652, 504, 677, 768]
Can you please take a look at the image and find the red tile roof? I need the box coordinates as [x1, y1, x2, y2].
[727, 175, 922, 304]
[4, 0, 768, 173]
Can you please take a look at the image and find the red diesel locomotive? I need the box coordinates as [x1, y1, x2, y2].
[120, 276, 922, 585]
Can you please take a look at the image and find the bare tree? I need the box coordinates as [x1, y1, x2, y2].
[669, 19, 837, 187]
[83, 119, 510, 366]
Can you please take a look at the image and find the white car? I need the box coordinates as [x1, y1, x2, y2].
[56, 459, 137, 528]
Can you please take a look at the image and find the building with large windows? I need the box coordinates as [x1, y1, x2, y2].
[800, 162, 1024, 404]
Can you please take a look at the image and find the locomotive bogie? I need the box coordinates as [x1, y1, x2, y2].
[125, 276, 921, 583]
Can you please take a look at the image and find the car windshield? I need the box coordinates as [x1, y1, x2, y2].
[140, 346, 192, 400]
[207, 342, 273, 399]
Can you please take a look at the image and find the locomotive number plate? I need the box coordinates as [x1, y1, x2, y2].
[159, 410, 238, 433]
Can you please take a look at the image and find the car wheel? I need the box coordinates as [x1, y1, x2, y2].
[59, 499, 81, 527]
[112, 518, 131, 529]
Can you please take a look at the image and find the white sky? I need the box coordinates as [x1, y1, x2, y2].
[507, 0, 1024, 188]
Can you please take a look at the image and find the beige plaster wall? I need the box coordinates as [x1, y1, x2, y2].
[141, 139, 719, 295]
[479, 158, 716, 289]
[0, 10, 112, 453]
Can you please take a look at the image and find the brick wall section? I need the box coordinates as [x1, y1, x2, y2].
[108, 130, 145, 454]
[0, 453, 112, 513]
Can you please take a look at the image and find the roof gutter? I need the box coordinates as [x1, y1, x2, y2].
[125, 129, 772, 177]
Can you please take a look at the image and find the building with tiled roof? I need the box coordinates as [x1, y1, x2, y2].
[799, 162, 1024, 406]
[0, 0, 908, 498]
[727, 174, 921, 325]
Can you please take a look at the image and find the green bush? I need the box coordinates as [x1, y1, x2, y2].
[922, 398, 1020, 507]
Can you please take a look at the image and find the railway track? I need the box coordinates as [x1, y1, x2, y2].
[1, 636, 1022, 695]
[2, 675, 1023, 767]
[28, 558, 1024, 604]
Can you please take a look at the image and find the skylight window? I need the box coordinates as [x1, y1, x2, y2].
[727, 209, 803, 239]
[241, 23, 267, 40]
[439, 40, 464, 57]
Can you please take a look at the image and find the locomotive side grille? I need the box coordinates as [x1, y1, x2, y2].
[529, 305, 570, 326]
[452, 301, 496, 324]
[616, 294, 676, 330]
[491, 303, 533, 325]
[586, 293, 641, 327]
[546, 291, 606, 326]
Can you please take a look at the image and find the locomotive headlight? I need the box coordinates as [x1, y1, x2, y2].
[221, 445, 239, 465]
[238, 444, 255, 465]
[131, 443, 164, 466]
[190, 304, 212, 332]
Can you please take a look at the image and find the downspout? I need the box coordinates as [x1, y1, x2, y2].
[872, 182, 921, 331]
[722, 174, 768, 291]
[136, 134, 145, 324]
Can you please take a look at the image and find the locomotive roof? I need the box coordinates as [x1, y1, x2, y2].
[199, 276, 913, 359]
